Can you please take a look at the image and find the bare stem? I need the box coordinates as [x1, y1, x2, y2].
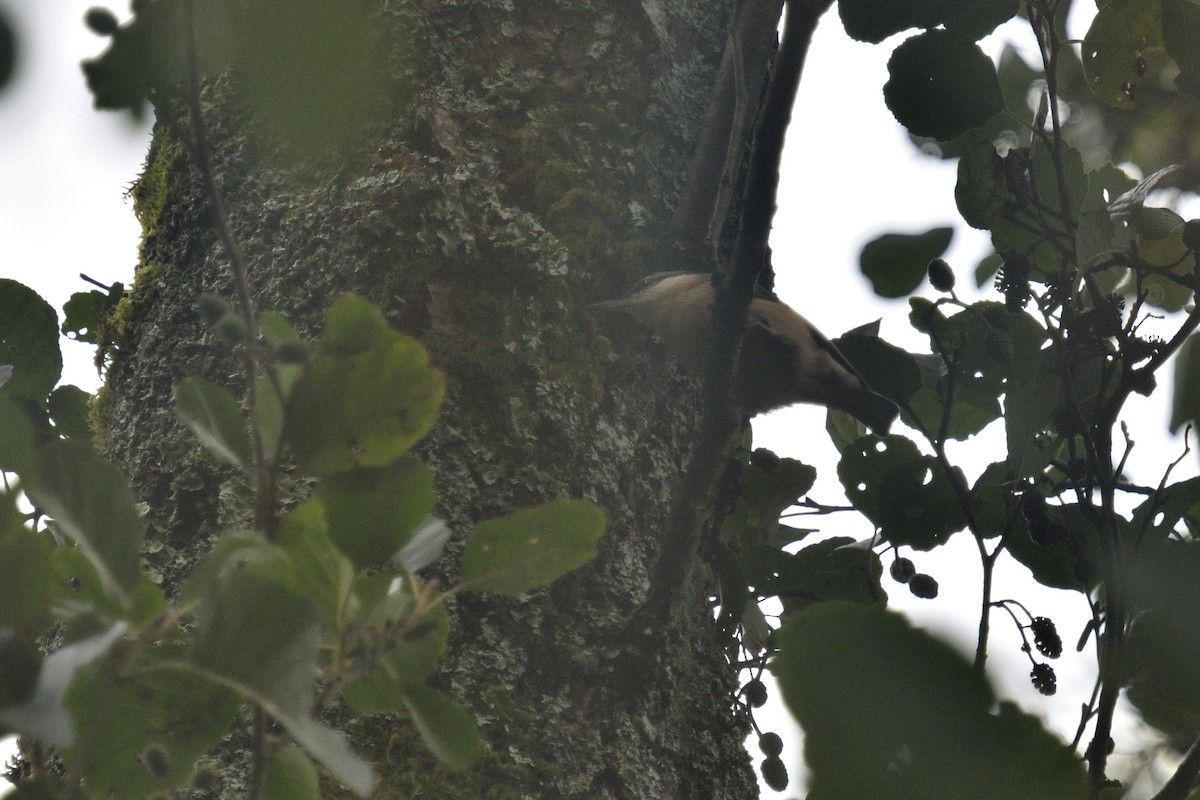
[180, 0, 277, 537]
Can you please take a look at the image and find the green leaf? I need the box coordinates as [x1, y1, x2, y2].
[1031, 137, 1088, 226]
[742, 538, 885, 611]
[1005, 380, 1058, 479]
[258, 310, 296, 347]
[61, 283, 124, 345]
[723, 456, 816, 548]
[1076, 165, 1136, 269]
[1006, 502, 1099, 592]
[1126, 540, 1200, 747]
[367, 581, 450, 682]
[282, 717, 374, 797]
[318, 294, 388, 355]
[0, 623, 127, 748]
[277, 502, 355, 626]
[1172, 335, 1200, 433]
[1129, 477, 1200, 550]
[48, 385, 93, 440]
[0, 629, 41, 707]
[968, 461, 1014, 539]
[0, 494, 53, 633]
[0, 279, 62, 403]
[235, 0, 383, 160]
[1163, 0, 1200, 75]
[839, 0, 943, 43]
[973, 251, 1003, 287]
[174, 377, 253, 470]
[955, 136, 1014, 230]
[286, 296, 444, 476]
[50, 546, 166, 628]
[773, 603, 1089, 800]
[402, 683, 481, 770]
[462, 499, 605, 595]
[344, 580, 450, 713]
[884, 30, 1004, 141]
[0, 396, 35, 475]
[832, 330, 924, 407]
[906, 381, 1001, 440]
[65, 659, 239, 799]
[263, 745, 320, 800]
[940, 0, 1018, 41]
[1082, 0, 1168, 108]
[184, 537, 376, 796]
[82, 0, 236, 115]
[253, 373, 286, 462]
[187, 547, 318, 709]
[859, 227, 953, 298]
[825, 409, 867, 453]
[315, 456, 435, 569]
[837, 434, 967, 549]
[24, 441, 144, 600]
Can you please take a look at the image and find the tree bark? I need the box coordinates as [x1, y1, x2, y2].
[102, 1, 759, 796]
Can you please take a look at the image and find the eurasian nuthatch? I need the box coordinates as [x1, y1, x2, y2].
[592, 271, 899, 434]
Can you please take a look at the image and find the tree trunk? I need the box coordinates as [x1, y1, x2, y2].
[101, 1, 758, 796]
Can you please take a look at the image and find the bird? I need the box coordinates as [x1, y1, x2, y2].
[591, 271, 899, 434]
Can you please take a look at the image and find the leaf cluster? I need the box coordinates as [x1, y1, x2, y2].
[0, 288, 605, 799]
[736, 0, 1200, 794]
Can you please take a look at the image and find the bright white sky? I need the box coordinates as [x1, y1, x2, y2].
[0, 2, 1194, 798]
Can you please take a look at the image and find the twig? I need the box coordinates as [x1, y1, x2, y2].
[180, 0, 277, 537]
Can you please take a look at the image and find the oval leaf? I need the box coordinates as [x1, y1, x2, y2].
[461, 499, 605, 596]
[24, 441, 144, 600]
[0, 279, 62, 403]
[884, 30, 1004, 140]
[315, 456, 435, 570]
[48, 385, 93, 440]
[774, 603, 1088, 799]
[859, 227, 953, 298]
[402, 683, 481, 770]
[1082, 0, 1167, 109]
[174, 377, 253, 469]
[263, 745, 320, 800]
[286, 297, 444, 476]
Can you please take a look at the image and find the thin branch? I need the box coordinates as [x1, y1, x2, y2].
[180, 0, 277, 537]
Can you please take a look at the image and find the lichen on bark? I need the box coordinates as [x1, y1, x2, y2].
[101, 1, 759, 796]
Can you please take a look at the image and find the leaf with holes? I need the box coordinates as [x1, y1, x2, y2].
[838, 435, 967, 549]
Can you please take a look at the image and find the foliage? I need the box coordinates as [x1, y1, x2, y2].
[0, 282, 604, 799]
[721, 0, 1200, 796]
[1, 0, 1199, 797]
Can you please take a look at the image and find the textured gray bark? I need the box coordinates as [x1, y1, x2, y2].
[102, 1, 759, 797]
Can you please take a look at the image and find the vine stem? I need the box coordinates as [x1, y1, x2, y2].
[178, 4, 278, 797]
[180, 0, 277, 538]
